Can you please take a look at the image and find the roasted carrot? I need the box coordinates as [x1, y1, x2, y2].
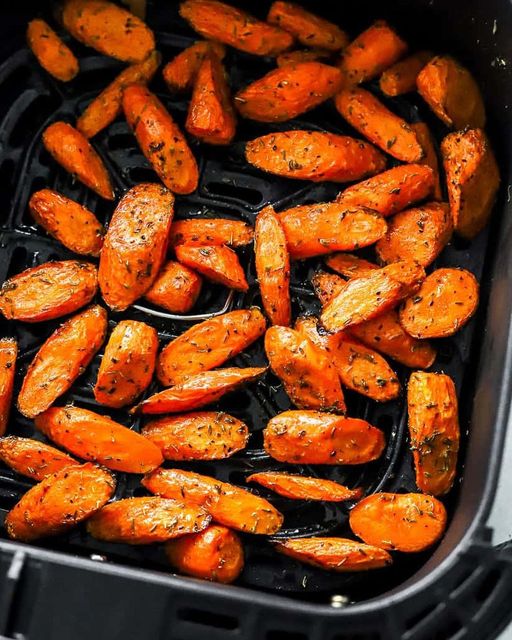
[235, 62, 342, 123]
[349, 492, 447, 552]
[123, 85, 198, 194]
[0, 339, 16, 436]
[334, 88, 423, 163]
[379, 51, 433, 96]
[170, 218, 254, 248]
[441, 128, 500, 239]
[263, 410, 385, 464]
[142, 412, 249, 460]
[166, 524, 244, 583]
[27, 18, 79, 82]
[35, 406, 163, 473]
[17, 305, 107, 419]
[175, 244, 248, 291]
[0, 260, 98, 323]
[246, 130, 386, 183]
[247, 472, 362, 501]
[0, 436, 78, 481]
[163, 40, 226, 93]
[399, 268, 479, 339]
[325, 253, 379, 279]
[98, 183, 174, 311]
[29, 189, 104, 257]
[142, 467, 283, 534]
[144, 260, 203, 314]
[312, 270, 347, 306]
[411, 122, 442, 200]
[5, 463, 115, 542]
[255, 205, 291, 326]
[179, 0, 294, 56]
[277, 49, 331, 67]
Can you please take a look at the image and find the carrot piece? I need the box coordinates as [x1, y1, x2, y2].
[312, 270, 347, 306]
[325, 253, 379, 279]
[27, 19, 79, 82]
[163, 40, 226, 93]
[255, 205, 291, 326]
[278, 203, 387, 260]
[411, 122, 442, 200]
[98, 183, 174, 312]
[42, 122, 114, 200]
[276, 537, 392, 571]
[379, 51, 433, 96]
[142, 412, 249, 461]
[417, 55, 485, 129]
[179, 0, 294, 56]
[170, 218, 254, 248]
[399, 268, 479, 339]
[235, 62, 342, 123]
[133, 367, 267, 415]
[29, 189, 104, 257]
[337, 164, 435, 218]
[376, 202, 453, 267]
[276, 49, 331, 67]
[338, 20, 407, 85]
[157, 308, 266, 386]
[5, 463, 115, 542]
[247, 472, 362, 502]
[61, 0, 155, 63]
[76, 50, 161, 139]
[265, 326, 346, 413]
[349, 492, 447, 552]
[142, 467, 283, 534]
[441, 128, 500, 239]
[175, 244, 248, 292]
[245, 130, 386, 183]
[0, 339, 16, 436]
[123, 85, 198, 194]
[0, 260, 98, 323]
[263, 410, 385, 464]
[17, 306, 107, 419]
[166, 524, 244, 583]
[335, 88, 423, 163]
[0, 436, 78, 481]
[144, 260, 203, 314]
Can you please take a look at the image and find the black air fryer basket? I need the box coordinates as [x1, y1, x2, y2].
[0, 1, 512, 639]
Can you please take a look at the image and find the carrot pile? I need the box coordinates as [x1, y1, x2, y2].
[0, 0, 500, 585]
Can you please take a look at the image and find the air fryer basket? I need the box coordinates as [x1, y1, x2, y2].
[0, 0, 511, 638]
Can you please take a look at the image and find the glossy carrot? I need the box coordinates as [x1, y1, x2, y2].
[175, 244, 248, 291]
[411, 122, 442, 200]
[379, 51, 433, 96]
[325, 253, 379, 279]
[144, 260, 202, 314]
[169, 218, 254, 248]
[0, 436, 78, 481]
[276, 49, 331, 67]
[27, 19, 79, 82]
[163, 40, 226, 93]
[247, 472, 362, 501]
[0, 339, 16, 436]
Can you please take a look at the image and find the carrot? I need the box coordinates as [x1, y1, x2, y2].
[349, 492, 447, 552]
[142, 467, 283, 534]
[94, 320, 158, 408]
[17, 306, 107, 419]
[255, 205, 291, 326]
[179, 0, 294, 56]
[441, 128, 500, 239]
[144, 260, 203, 314]
[247, 472, 362, 501]
[133, 367, 267, 415]
[141, 412, 249, 460]
[163, 40, 226, 93]
[27, 19, 79, 82]
[325, 253, 379, 279]
[276, 49, 331, 67]
[166, 524, 244, 583]
[235, 62, 342, 123]
[98, 183, 174, 312]
[278, 203, 387, 260]
[0, 260, 98, 323]
[263, 410, 385, 464]
[334, 88, 423, 163]
[61, 0, 155, 63]
[267, 2, 348, 51]
[157, 308, 266, 386]
[417, 55, 486, 129]
[275, 537, 392, 572]
[399, 268, 479, 339]
[379, 51, 433, 96]
[408, 372, 459, 496]
[338, 20, 407, 85]
[35, 405, 163, 473]
[311, 270, 346, 306]
[175, 244, 248, 291]
[42, 122, 114, 200]
[376, 202, 453, 267]
[186, 52, 236, 144]
[0, 436, 78, 481]
[411, 122, 443, 200]
[123, 85, 198, 194]
[0, 339, 16, 436]
[29, 189, 104, 257]
[76, 50, 161, 139]
[170, 218, 254, 248]
[5, 463, 115, 542]
[265, 326, 346, 413]
[337, 164, 435, 218]
[245, 130, 386, 183]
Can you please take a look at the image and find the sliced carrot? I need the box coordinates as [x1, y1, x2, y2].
[0, 436, 78, 481]
[170, 218, 253, 248]
[325, 253, 379, 279]
[247, 472, 362, 501]
[27, 18, 79, 82]
[144, 260, 202, 314]
[410, 122, 442, 200]
[379, 51, 433, 96]
[276, 49, 331, 67]
[311, 270, 346, 306]
[175, 244, 248, 291]
[163, 40, 226, 93]
[0, 339, 16, 436]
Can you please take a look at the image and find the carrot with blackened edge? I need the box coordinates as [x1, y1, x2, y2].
[0, 339, 16, 435]
[325, 253, 379, 279]
[175, 244, 248, 291]
[411, 123, 442, 200]
[27, 19, 79, 82]
[247, 472, 362, 501]
[169, 219, 254, 248]
[163, 40, 226, 93]
[379, 51, 433, 96]
[0, 436, 78, 481]
[144, 261, 202, 314]
[277, 49, 331, 67]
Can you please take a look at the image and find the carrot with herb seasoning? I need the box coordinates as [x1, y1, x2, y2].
[379, 50, 433, 96]
[0, 436, 78, 481]
[144, 261, 203, 314]
[247, 472, 362, 502]
[163, 40, 226, 93]
[410, 122, 442, 200]
[27, 18, 79, 82]
[325, 253, 379, 279]
[276, 49, 331, 67]
[169, 218, 254, 248]
[175, 244, 248, 292]
[0, 339, 16, 436]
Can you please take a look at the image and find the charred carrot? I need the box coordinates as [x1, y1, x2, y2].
[312, 270, 346, 306]
[276, 49, 331, 67]
[411, 122, 442, 200]
[169, 218, 254, 248]
[325, 253, 379, 279]
[163, 40, 226, 93]
[175, 244, 248, 291]
[379, 51, 433, 96]
[144, 260, 202, 314]
[0, 339, 16, 436]
[247, 472, 362, 501]
[0, 436, 78, 481]
[27, 18, 79, 82]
